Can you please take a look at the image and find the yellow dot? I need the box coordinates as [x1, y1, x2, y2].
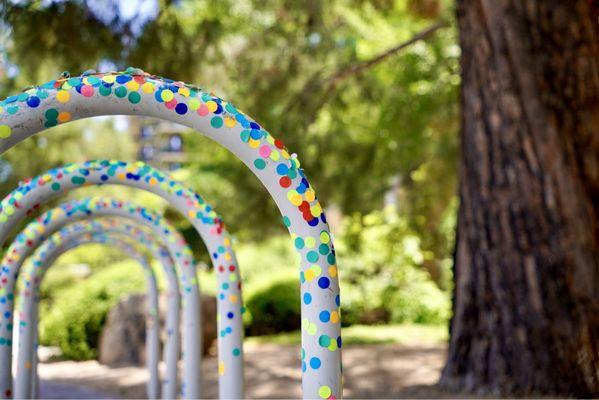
[142, 82, 155, 93]
[218, 362, 225, 375]
[206, 100, 218, 112]
[223, 237, 231, 246]
[0, 125, 12, 139]
[224, 117, 237, 128]
[102, 75, 116, 84]
[328, 266, 337, 278]
[248, 138, 260, 149]
[126, 81, 140, 91]
[57, 112, 71, 123]
[311, 204, 322, 217]
[229, 294, 238, 303]
[224, 253, 232, 261]
[320, 231, 330, 244]
[178, 87, 190, 97]
[311, 265, 322, 276]
[56, 90, 70, 103]
[117, 173, 126, 180]
[269, 151, 280, 161]
[305, 189, 316, 202]
[330, 311, 339, 323]
[319, 386, 332, 399]
[305, 237, 316, 248]
[161, 89, 174, 102]
[305, 269, 315, 282]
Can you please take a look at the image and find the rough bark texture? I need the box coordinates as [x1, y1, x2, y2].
[442, 0, 599, 396]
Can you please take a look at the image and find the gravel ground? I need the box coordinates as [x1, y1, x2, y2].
[37, 342, 447, 399]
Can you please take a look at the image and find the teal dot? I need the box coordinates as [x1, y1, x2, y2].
[283, 216, 291, 227]
[99, 86, 111, 96]
[115, 86, 127, 98]
[294, 237, 305, 250]
[319, 244, 329, 255]
[211, 116, 223, 128]
[51, 182, 60, 191]
[71, 176, 85, 185]
[45, 109, 59, 120]
[232, 348, 241, 356]
[306, 251, 319, 263]
[240, 130, 250, 142]
[44, 120, 57, 128]
[254, 159, 266, 170]
[128, 92, 141, 104]
[318, 335, 331, 347]
[327, 253, 336, 265]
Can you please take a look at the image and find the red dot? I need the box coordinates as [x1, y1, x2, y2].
[274, 139, 284, 149]
[229, 265, 236, 272]
[218, 266, 224, 272]
[279, 176, 291, 188]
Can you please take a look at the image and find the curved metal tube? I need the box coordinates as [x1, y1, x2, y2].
[0, 68, 341, 398]
[17, 231, 160, 399]
[0, 160, 244, 399]
[18, 218, 181, 399]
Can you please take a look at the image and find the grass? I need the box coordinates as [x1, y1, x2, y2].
[245, 323, 448, 346]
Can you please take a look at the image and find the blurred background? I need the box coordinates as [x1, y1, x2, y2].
[1, 0, 596, 398]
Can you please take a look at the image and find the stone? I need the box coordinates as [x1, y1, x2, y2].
[98, 293, 217, 367]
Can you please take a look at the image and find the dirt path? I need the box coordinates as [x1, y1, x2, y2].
[38, 342, 447, 398]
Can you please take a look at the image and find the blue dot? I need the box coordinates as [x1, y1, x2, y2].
[302, 361, 307, 372]
[175, 103, 188, 115]
[309, 357, 321, 369]
[27, 96, 40, 108]
[318, 277, 330, 289]
[335, 294, 340, 307]
[303, 293, 312, 305]
[276, 163, 289, 175]
[225, 326, 232, 333]
[319, 310, 331, 323]
[227, 312, 234, 319]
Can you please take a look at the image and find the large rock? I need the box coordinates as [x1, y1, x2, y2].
[99, 294, 217, 366]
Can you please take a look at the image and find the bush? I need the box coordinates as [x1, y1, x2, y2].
[244, 276, 301, 336]
[40, 259, 146, 360]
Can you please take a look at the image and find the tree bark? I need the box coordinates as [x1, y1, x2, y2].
[442, 0, 599, 396]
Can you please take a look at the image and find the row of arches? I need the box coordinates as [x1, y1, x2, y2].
[0, 68, 341, 399]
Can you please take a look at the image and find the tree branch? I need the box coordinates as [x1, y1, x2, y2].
[328, 21, 448, 87]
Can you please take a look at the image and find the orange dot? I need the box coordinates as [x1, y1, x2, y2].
[57, 112, 71, 123]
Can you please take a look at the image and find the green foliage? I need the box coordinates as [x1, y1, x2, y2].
[39, 258, 146, 360]
[244, 275, 301, 336]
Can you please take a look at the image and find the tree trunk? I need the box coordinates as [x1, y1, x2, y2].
[442, 0, 599, 396]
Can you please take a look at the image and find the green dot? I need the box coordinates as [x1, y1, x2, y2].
[0, 125, 11, 139]
[306, 251, 319, 263]
[45, 109, 59, 120]
[211, 116, 223, 128]
[318, 386, 332, 399]
[128, 91, 141, 104]
[114, 86, 127, 98]
[71, 176, 85, 185]
[253, 159, 266, 170]
[99, 86, 111, 96]
[51, 182, 61, 191]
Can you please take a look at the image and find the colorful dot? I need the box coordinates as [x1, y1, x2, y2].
[318, 385, 332, 399]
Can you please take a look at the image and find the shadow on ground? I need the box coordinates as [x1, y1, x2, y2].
[38, 342, 448, 398]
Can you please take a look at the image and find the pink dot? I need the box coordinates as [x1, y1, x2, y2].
[197, 103, 209, 116]
[165, 99, 177, 109]
[81, 85, 94, 97]
[259, 145, 272, 158]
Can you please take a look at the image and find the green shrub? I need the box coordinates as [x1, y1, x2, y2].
[244, 275, 301, 336]
[40, 259, 146, 360]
